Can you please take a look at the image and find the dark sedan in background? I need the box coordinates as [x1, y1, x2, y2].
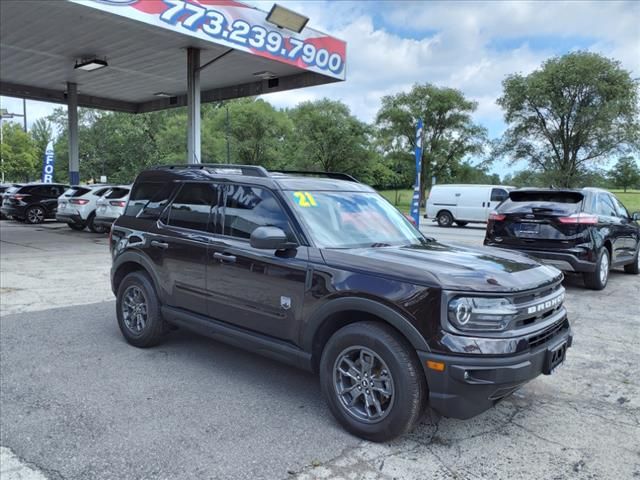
[0, 183, 69, 224]
[485, 188, 640, 290]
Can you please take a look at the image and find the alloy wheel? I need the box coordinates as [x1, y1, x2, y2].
[333, 346, 395, 423]
[122, 285, 148, 334]
[27, 207, 44, 224]
[600, 252, 609, 285]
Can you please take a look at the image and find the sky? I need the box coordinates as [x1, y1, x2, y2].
[1, 0, 638, 174]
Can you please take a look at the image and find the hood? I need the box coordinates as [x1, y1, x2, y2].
[320, 241, 562, 293]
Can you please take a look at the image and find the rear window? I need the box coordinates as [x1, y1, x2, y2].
[106, 188, 130, 200]
[63, 187, 91, 197]
[508, 191, 584, 203]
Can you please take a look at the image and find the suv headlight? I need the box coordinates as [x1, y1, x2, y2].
[448, 297, 517, 332]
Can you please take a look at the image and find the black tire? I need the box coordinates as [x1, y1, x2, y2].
[67, 222, 86, 231]
[116, 271, 166, 348]
[24, 205, 45, 224]
[436, 210, 454, 228]
[87, 212, 108, 233]
[319, 322, 427, 442]
[455, 221, 468, 227]
[583, 248, 610, 290]
[623, 246, 640, 274]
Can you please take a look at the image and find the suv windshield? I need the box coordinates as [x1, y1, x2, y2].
[288, 191, 427, 249]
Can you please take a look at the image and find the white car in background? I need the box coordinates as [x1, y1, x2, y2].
[425, 184, 514, 227]
[56, 185, 113, 232]
[94, 185, 131, 231]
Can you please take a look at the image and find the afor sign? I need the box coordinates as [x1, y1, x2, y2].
[41, 141, 56, 183]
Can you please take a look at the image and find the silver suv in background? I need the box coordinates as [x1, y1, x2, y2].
[57, 185, 113, 232]
[94, 185, 131, 231]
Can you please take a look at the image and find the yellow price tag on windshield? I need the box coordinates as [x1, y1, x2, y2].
[294, 191, 317, 207]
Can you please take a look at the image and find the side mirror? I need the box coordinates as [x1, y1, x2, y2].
[250, 226, 294, 250]
[633, 212, 640, 221]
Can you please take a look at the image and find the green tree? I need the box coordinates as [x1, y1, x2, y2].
[609, 156, 640, 192]
[288, 99, 374, 178]
[0, 122, 38, 182]
[497, 51, 640, 187]
[376, 83, 487, 200]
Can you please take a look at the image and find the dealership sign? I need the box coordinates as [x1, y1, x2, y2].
[71, 0, 346, 80]
[41, 141, 56, 183]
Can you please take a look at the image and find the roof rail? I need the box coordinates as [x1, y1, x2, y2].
[154, 164, 269, 177]
[270, 170, 360, 183]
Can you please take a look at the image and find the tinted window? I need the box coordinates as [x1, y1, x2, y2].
[124, 182, 170, 217]
[490, 188, 508, 202]
[94, 187, 111, 197]
[499, 190, 583, 214]
[107, 188, 131, 199]
[63, 187, 91, 198]
[166, 183, 219, 231]
[610, 195, 630, 218]
[595, 194, 617, 217]
[222, 185, 294, 241]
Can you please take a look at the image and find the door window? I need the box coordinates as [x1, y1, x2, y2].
[166, 183, 219, 232]
[610, 195, 630, 219]
[125, 182, 172, 218]
[595, 194, 618, 217]
[490, 188, 509, 202]
[221, 185, 294, 241]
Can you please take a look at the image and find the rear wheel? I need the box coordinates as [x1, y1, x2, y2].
[624, 246, 640, 274]
[319, 322, 426, 442]
[436, 210, 454, 228]
[116, 271, 166, 348]
[67, 222, 85, 231]
[583, 248, 610, 290]
[455, 221, 468, 227]
[87, 212, 108, 233]
[25, 206, 45, 224]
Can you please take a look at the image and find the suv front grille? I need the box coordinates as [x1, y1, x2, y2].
[527, 318, 569, 349]
[509, 281, 565, 331]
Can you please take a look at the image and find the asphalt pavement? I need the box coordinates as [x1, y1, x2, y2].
[1, 221, 639, 480]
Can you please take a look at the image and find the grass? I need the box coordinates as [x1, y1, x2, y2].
[379, 188, 640, 215]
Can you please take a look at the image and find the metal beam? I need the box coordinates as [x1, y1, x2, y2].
[0, 82, 138, 113]
[67, 82, 79, 185]
[186, 47, 201, 164]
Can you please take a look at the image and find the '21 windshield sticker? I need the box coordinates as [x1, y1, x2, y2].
[159, 0, 344, 75]
[293, 192, 317, 207]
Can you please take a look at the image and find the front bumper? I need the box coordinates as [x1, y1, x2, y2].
[418, 326, 573, 419]
[485, 243, 596, 273]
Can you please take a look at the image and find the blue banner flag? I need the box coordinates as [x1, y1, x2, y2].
[409, 119, 424, 226]
[41, 141, 55, 183]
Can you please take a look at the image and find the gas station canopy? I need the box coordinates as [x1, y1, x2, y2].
[0, 0, 347, 113]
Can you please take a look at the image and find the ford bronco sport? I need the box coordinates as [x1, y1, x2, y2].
[110, 164, 572, 441]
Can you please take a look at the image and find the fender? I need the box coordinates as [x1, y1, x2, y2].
[302, 296, 430, 353]
[111, 249, 164, 297]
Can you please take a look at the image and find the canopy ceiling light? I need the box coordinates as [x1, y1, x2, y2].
[266, 4, 309, 33]
[153, 92, 173, 97]
[74, 57, 108, 72]
[253, 71, 277, 79]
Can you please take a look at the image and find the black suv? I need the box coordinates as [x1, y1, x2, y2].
[485, 188, 640, 290]
[0, 183, 69, 224]
[110, 165, 572, 441]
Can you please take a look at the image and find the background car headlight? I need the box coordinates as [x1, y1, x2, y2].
[448, 297, 517, 331]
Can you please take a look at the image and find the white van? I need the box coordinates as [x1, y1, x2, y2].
[425, 184, 513, 227]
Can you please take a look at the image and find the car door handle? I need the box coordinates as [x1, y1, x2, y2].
[213, 252, 236, 264]
[150, 240, 169, 249]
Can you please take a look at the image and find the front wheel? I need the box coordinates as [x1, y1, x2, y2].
[624, 246, 640, 274]
[25, 206, 45, 224]
[436, 211, 454, 227]
[319, 322, 426, 442]
[583, 248, 610, 290]
[87, 212, 108, 233]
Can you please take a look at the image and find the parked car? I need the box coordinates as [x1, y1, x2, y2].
[110, 164, 572, 442]
[484, 188, 640, 290]
[0, 184, 23, 219]
[0, 183, 69, 224]
[94, 185, 131, 230]
[56, 184, 113, 232]
[425, 184, 513, 227]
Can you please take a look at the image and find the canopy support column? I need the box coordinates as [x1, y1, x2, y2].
[67, 82, 79, 185]
[187, 47, 201, 164]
